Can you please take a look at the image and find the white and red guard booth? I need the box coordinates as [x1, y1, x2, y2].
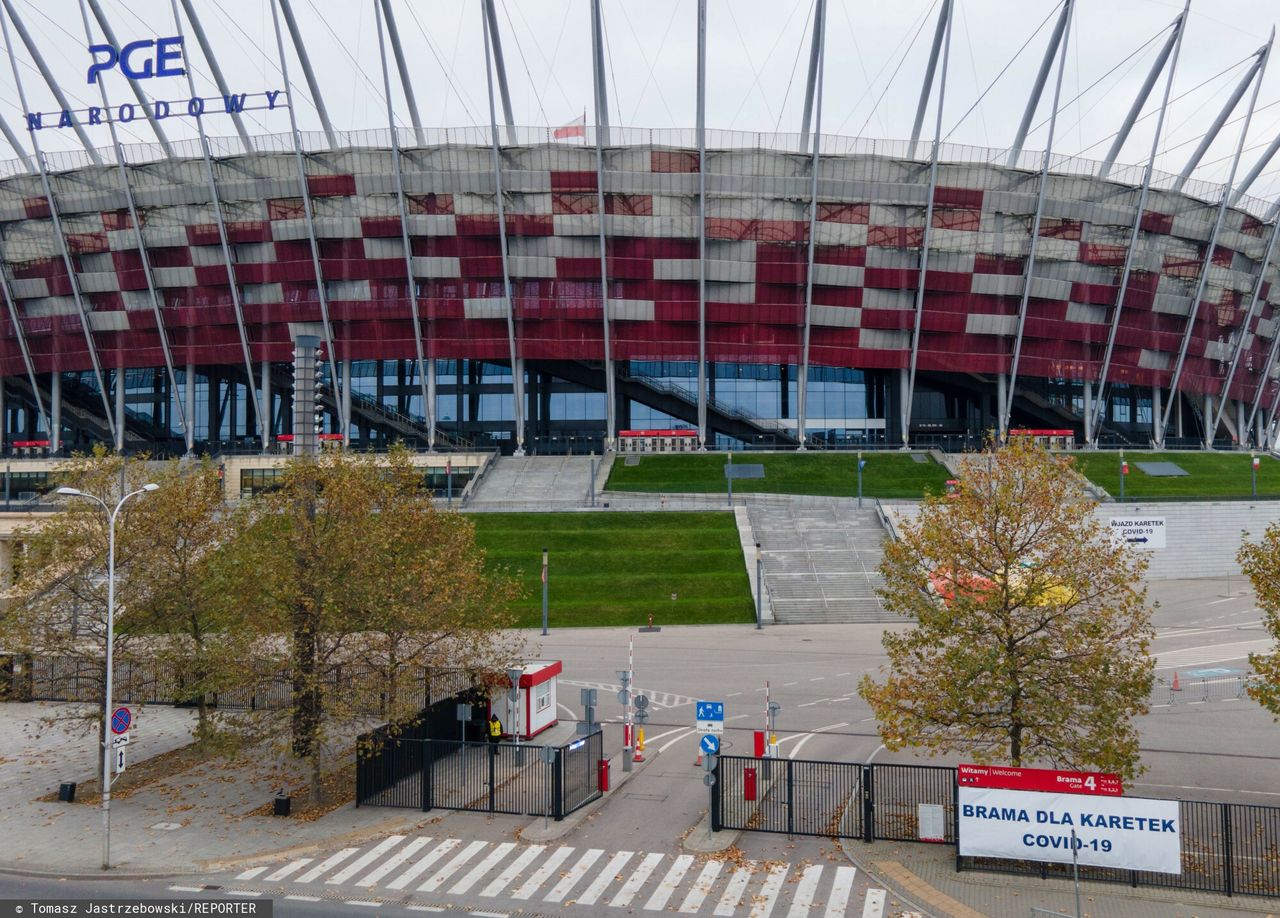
[496, 660, 562, 740]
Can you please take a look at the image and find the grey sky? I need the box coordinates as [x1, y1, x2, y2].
[4, 1, 1280, 201]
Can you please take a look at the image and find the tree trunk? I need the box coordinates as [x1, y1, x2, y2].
[309, 748, 323, 806]
[291, 608, 320, 759]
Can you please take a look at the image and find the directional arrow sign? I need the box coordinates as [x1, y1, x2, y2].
[1108, 516, 1165, 549]
[700, 734, 720, 755]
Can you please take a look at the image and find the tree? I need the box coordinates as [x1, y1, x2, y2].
[221, 448, 523, 802]
[1236, 530, 1280, 718]
[859, 438, 1155, 781]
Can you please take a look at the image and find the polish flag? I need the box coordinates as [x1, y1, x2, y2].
[553, 114, 587, 139]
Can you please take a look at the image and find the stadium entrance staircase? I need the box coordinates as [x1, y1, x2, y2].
[465, 455, 596, 509]
[749, 500, 891, 623]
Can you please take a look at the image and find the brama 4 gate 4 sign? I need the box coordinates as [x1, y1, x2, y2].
[958, 787, 1181, 874]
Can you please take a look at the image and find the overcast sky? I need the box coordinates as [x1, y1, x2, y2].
[5, 0, 1280, 203]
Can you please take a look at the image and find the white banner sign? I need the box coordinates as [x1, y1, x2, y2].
[1108, 515, 1166, 549]
[958, 787, 1181, 875]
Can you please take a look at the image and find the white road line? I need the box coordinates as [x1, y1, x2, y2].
[226, 891, 261, 897]
[824, 866, 857, 918]
[472, 912, 509, 918]
[403, 907, 443, 914]
[644, 854, 694, 911]
[168, 887, 204, 893]
[1208, 596, 1242, 604]
[328, 836, 407, 884]
[510, 846, 574, 900]
[611, 852, 665, 908]
[557, 703, 576, 719]
[296, 848, 360, 884]
[861, 888, 887, 918]
[728, 692, 743, 697]
[265, 858, 313, 883]
[713, 866, 753, 917]
[544, 848, 604, 902]
[479, 845, 545, 898]
[784, 681, 799, 686]
[387, 839, 460, 891]
[784, 722, 851, 759]
[678, 860, 723, 913]
[657, 729, 696, 752]
[450, 842, 515, 895]
[345, 901, 381, 908]
[418, 839, 487, 892]
[1134, 782, 1280, 798]
[357, 838, 431, 887]
[284, 895, 322, 903]
[810, 677, 825, 682]
[835, 672, 850, 677]
[577, 851, 634, 906]
[235, 866, 268, 881]
[749, 864, 790, 918]
[787, 864, 823, 917]
[1155, 639, 1272, 669]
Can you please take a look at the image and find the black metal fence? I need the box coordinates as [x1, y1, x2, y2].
[356, 728, 603, 820]
[713, 754, 1280, 899]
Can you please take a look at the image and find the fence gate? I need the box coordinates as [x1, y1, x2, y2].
[715, 755, 863, 840]
[357, 730, 603, 820]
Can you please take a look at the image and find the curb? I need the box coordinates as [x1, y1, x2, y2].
[197, 812, 438, 873]
[0, 865, 186, 881]
[681, 812, 741, 854]
[836, 836, 942, 918]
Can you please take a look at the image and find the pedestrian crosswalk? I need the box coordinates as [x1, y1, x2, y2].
[231, 835, 890, 917]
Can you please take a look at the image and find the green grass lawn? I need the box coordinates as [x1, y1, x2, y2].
[471, 512, 754, 629]
[604, 451, 952, 499]
[1072, 450, 1280, 500]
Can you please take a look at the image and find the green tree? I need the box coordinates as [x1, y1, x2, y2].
[859, 439, 1155, 781]
[222, 448, 523, 802]
[1236, 529, 1280, 717]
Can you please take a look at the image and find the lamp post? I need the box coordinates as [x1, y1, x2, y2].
[541, 546, 549, 636]
[56, 482, 158, 871]
[856, 451, 865, 509]
[1119, 450, 1127, 501]
[1252, 452, 1259, 499]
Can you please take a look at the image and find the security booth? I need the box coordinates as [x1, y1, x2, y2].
[493, 660, 562, 740]
[617, 429, 699, 454]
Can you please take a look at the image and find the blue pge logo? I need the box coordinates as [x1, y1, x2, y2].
[87, 37, 185, 85]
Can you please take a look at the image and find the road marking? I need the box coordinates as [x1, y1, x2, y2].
[544, 848, 604, 902]
[644, 854, 694, 911]
[265, 858, 313, 883]
[1208, 596, 1242, 605]
[784, 723, 851, 759]
[511, 846, 574, 899]
[419, 839, 487, 892]
[296, 847, 360, 883]
[657, 729, 696, 752]
[479, 845, 545, 898]
[404, 908, 443, 914]
[679, 860, 723, 913]
[226, 891, 261, 897]
[787, 864, 823, 917]
[861, 888, 887, 918]
[329, 836, 408, 885]
[345, 901, 381, 908]
[387, 839, 461, 891]
[835, 672, 850, 677]
[713, 866, 753, 916]
[784, 681, 799, 686]
[472, 912, 509, 918]
[611, 852, 665, 908]
[358, 838, 431, 887]
[450, 842, 515, 895]
[285, 895, 322, 903]
[749, 864, 790, 918]
[824, 865, 857, 917]
[577, 850, 634, 906]
[810, 677, 825, 682]
[235, 866, 268, 881]
[168, 887, 204, 893]
[1155, 639, 1272, 669]
[1134, 782, 1280, 798]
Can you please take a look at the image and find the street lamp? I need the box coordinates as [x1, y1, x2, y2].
[755, 542, 763, 630]
[56, 482, 159, 870]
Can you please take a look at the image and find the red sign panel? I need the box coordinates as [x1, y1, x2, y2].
[957, 763, 1123, 797]
[618, 429, 699, 438]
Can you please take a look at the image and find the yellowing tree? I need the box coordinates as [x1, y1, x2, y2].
[859, 439, 1155, 781]
[1236, 531, 1280, 718]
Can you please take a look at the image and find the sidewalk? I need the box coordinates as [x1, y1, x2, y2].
[841, 837, 1280, 918]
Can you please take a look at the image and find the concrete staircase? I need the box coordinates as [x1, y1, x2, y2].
[465, 455, 596, 509]
[749, 501, 892, 623]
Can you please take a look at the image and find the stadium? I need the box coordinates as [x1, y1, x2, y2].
[1, 0, 1280, 457]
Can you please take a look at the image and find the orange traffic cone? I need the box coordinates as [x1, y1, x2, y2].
[694, 748, 703, 767]
[1172, 671, 1182, 692]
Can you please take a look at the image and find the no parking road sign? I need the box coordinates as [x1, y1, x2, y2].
[110, 707, 131, 735]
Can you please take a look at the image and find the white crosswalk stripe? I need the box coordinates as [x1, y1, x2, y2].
[611, 851, 665, 908]
[449, 842, 516, 895]
[479, 845, 545, 898]
[787, 865, 823, 917]
[386, 839, 460, 892]
[224, 833, 892, 917]
[544, 848, 603, 902]
[577, 851, 633, 906]
[418, 840, 487, 893]
[861, 888, 887, 918]
[824, 866, 857, 917]
[678, 859, 723, 913]
[328, 836, 406, 885]
[644, 853, 694, 911]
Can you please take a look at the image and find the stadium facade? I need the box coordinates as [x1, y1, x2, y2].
[1, 0, 1280, 457]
